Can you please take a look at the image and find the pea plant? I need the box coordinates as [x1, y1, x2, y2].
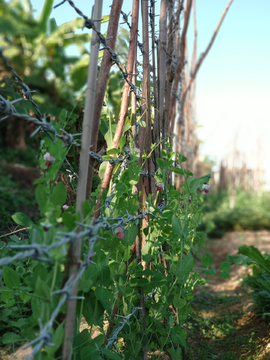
[0, 0, 233, 359]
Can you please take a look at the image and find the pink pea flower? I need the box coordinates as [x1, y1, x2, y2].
[41, 222, 52, 232]
[44, 152, 55, 167]
[63, 205, 69, 211]
[156, 182, 164, 192]
[89, 252, 96, 261]
[115, 226, 125, 239]
[202, 184, 210, 194]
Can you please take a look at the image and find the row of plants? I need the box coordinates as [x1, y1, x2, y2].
[200, 189, 270, 237]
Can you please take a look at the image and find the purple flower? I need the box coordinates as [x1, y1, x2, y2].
[89, 252, 96, 261]
[156, 182, 164, 192]
[63, 205, 69, 211]
[41, 222, 52, 232]
[202, 184, 210, 194]
[44, 152, 55, 167]
[115, 226, 125, 239]
[133, 147, 140, 153]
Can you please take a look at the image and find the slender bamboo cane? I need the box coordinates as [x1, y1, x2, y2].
[159, 0, 167, 141]
[164, 1, 174, 137]
[86, 0, 124, 200]
[137, 1, 151, 358]
[94, 0, 139, 218]
[168, 0, 192, 132]
[62, 2, 103, 358]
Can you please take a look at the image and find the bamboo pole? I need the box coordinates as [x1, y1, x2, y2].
[168, 0, 192, 133]
[86, 0, 124, 200]
[159, 0, 167, 140]
[61, 1, 103, 358]
[94, 0, 139, 217]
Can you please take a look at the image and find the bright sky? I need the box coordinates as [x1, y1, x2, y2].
[30, 0, 270, 187]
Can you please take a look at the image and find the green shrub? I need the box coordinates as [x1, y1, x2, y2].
[242, 269, 270, 318]
[200, 190, 270, 237]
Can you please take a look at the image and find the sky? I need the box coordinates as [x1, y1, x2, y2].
[30, 0, 270, 187]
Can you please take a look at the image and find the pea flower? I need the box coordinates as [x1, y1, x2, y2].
[41, 222, 52, 232]
[115, 226, 125, 239]
[156, 182, 164, 192]
[133, 147, 140, 153]
[202, 184, 210, 193]
[63, 205, 69, 211]
[44, 152, 55, 167]
[89, 252, 96, 261]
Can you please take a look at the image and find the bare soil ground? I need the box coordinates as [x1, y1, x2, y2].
[189, 230, 270, 360]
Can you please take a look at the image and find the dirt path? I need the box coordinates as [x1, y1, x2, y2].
[189, 231, 270, 360]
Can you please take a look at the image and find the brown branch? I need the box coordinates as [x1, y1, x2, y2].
[94, 0, 139, 218]
[61, 2, 103, 358]
[86, 0, 124, 200]
[159, 0, 167, 139]
[168, 0, 193, 133]
[181, 0, 234, 107]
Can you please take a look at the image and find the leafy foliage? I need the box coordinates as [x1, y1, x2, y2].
[200, 190, 270, 237]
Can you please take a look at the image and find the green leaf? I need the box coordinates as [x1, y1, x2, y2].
[220, 271, 230, 279]
[82, 200, 92, 217]
[156, 158, 167, 169]
[102, 349, 121, 360]
[107, 148, 120, 155]
[38, 0, 54, 32]
[45, 322, 64, 355]
[35, 279, 51, 300]
[101, 15, 110, 23]
[51, 182, 67, 206]
[178, 154, 187, 162]
[118, 136, 126, 149]
[172, 215, 182, 238]
[202, 253, 213, 268]
[184, 169, 193, 176]
[19, 291, 31, 304]
[3, 267, 20, 288]
[220, 261, 230, 279]
[2, 332, 21, 344]
[189, 179, 201, 193]
[11, 212, 33, 227]
[1, 287, 13, 303]
[83, 291, 105, 327]
[204, 269, 216, 276]
[94, 287, 112, 312]
[171, 167, 184, 175]
[220, 261, 230, 272]
[35, 184, 48, 214]
[80, 346, 102, 360]
[173, 296, 186, 309]
[171, 254, 194, 278]
[62, 212, 76, 230]
[238, 245, 270, 275]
